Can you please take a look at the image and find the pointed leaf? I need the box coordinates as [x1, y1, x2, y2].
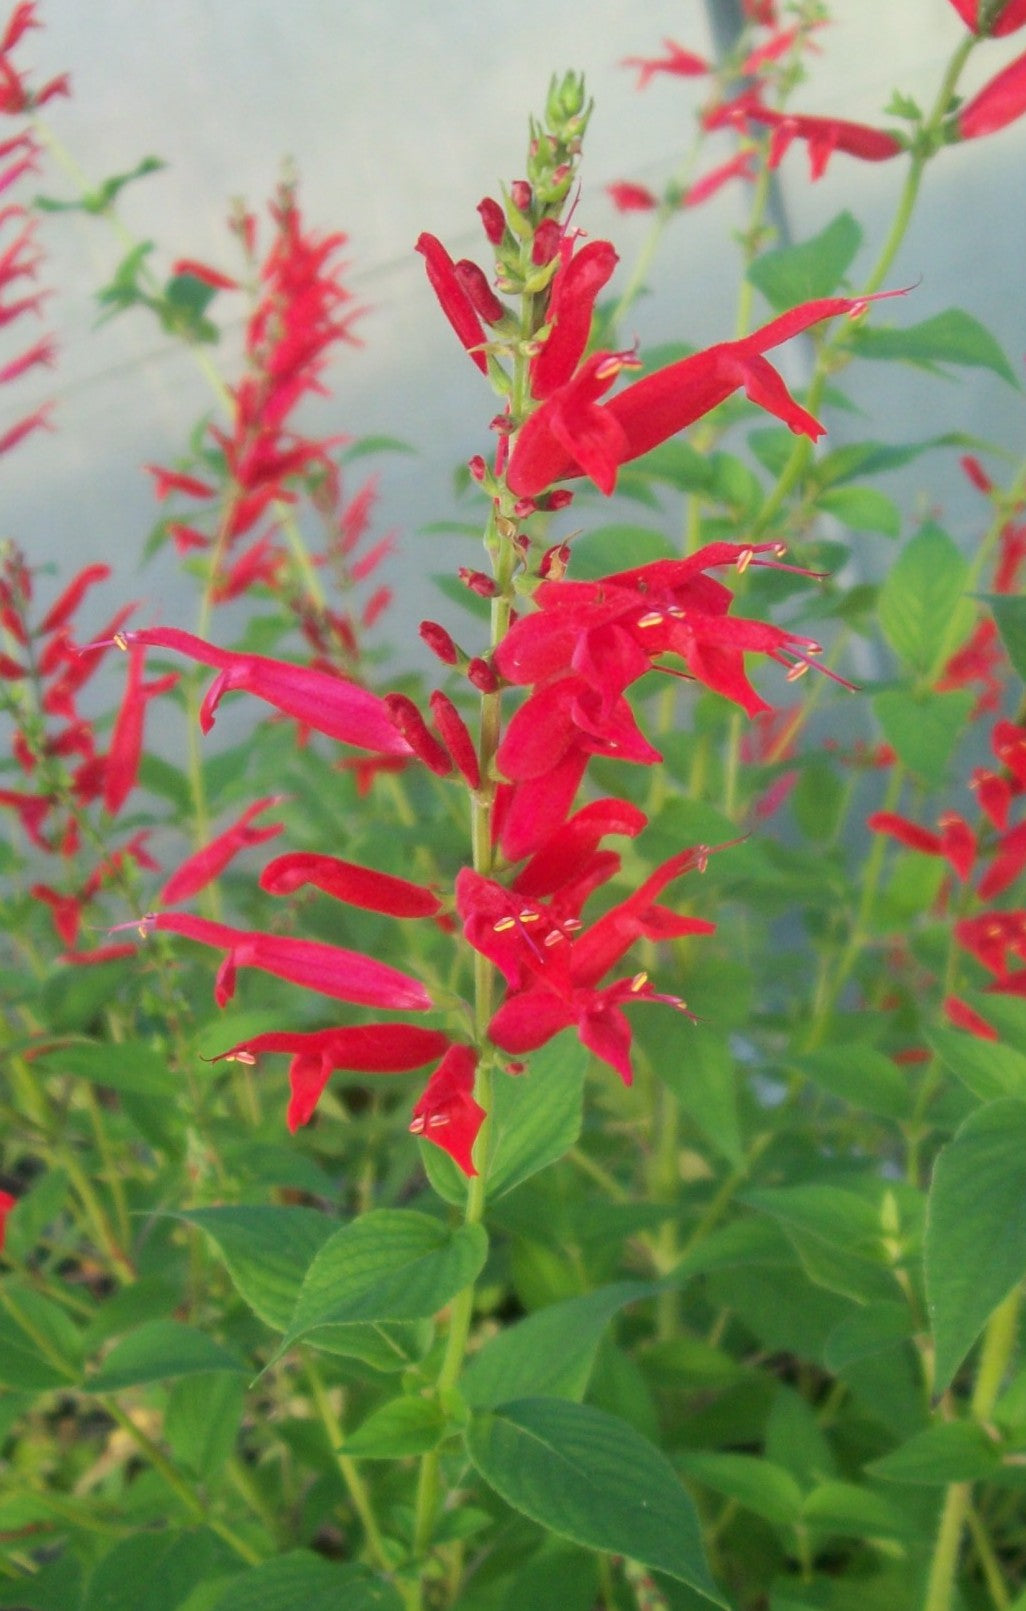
[282, 1210, 487, 1346]
[214, 1553, 402, 1611]
[988, 593, 1026, 683]
[927, 1099, 1026, 1392]
[342, 1396, 448, 1458]
[873, 688, 974, 787]
[87, 1321, 246, 1391]
[465, 1397, 725, 1604]
[181, 1206, 337, 1330]
[852, 309, 1019, 386]
[877, 523, 973, 676]
[747, 212, 862, 311]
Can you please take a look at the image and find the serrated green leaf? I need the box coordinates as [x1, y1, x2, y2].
[877, 523, 973, 675]
[87, 1321, 247, 1391]
[788, 1044, 912, 1121]
[676, 1450, 804, 1528]
[214, 1553, 402, 1611]
[873, 687, 974, 786]
[926, 1098, 1026, 1391]
[747, 212, 862, 310]
[466, 1398, 725, 1604]
[987, 593, 1026, 683]
[868, 1421, 1001, 1484]
[424, 1033, 588, 1206]
[282, 1211, 487, 1346]
[33, 1039, 177, 1097]
[816, 485, 901, 537]
[181, 1206, 337, 1330]
[928, 1026, 1026, 1103]
[463, 1282, 653, 1409]
[341, 1395, 447, 1458]
[852, 309, 1019, 386]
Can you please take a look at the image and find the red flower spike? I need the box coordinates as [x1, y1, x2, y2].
[259, 851, 442, 918]
[409, 1044, 485, 1177]
[120, 911, 433, 1011]
[415, 233, 488, 373]
[622, 40, 710, 89]
[0, 1187, 15, 1253]
[384, 692, 452, 777]
[958, 46, 1026, 136]
[115, 627, 411, 757]
[159, 797, 286, 905]
[947, 0, 1026, 34]
[429, 691, 481, 789]
[507, 293, 907, 499]
[213, 1025, 452, 1132]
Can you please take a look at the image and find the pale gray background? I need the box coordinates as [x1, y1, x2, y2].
[4, 1, 1024, 656]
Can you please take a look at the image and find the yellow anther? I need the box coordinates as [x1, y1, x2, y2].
[518, 909, 540, 924]
[493, 916, 517, 933]
[113, 631, 129, 651]
[228, 1050, 257, 1066]
[786, 662, 810, 682]
[736, 548, 754, 573]
[637, 611, 664, 629]
[630, 970, 649, 993]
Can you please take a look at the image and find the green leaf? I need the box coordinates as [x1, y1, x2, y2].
[743, 1183, 897, 1304]
[926, 1098, 1026, 1391]
[180, 1206, 336, 1330]
[788, 1044, 912, 1121]
[877, 523, 973, 675]
[214, 1554, 402, 1611]
[815, 431, 972, 487]
[83, 1530, 231, 1611]
[868, 1421, 1001, 1484]
[342, 1395, 448, 1458]
[988, 593, 1026, 683]
[33, 1039, 178, 1097]
[800, 1481, 917, 1541]
[747, 212, 862, 311]
[87, 1321, 247, 1390]
[304, 1319, 434, 1372]
[639, 1017, 742, 1166]
[463, 1282, 653, 1409]
[852, 309, 1019, 386]
[465, 1398, 725, 1604]
[424, 1034, 588, 1206]
[165, 1373, 246, 1480]
[0, 1285, 83, 1389]
[566, 524, 675, 580]
[500, 1544, 599, 1611]
[676, 1451, 804, 1528]
[928, 1026, 1026, 1103]
[282, 1211, 487, 1346]
[823, 1302, 915, 1371]
[873, 687, 974, 787]
[816, 485, 901, 537]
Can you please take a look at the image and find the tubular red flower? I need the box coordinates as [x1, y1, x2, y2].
[408, 1044, 485, 1177]
[38, 564, 111, 635]
[428, 690, 481, 789]
[607, 181, 658, 212]
[530, 238, 619, 400]
[622, 40, 710, 89]
[259, 851, 441, 917]
[957, 46, 1026, 137]
[160, 797, 286, 905]
[384, 692, 452, 776]
[416, 232, 488, 373]
[867, 810, 976, 881]
[103, 645, 178, 816]
[123, 911, 433, 1012]
[747, 105, 904, 179]
[215, 1024, 452, 1132]
[507, 294, 905, 498]
[947, 0, 1026, 34]
[115, 627, 411, 757]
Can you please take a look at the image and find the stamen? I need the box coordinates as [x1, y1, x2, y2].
[737, 548, 754, 574]
[113, 631, 129, 651]
[630, 970, 649, 993]
[637, 611, 664, 629]
[227, 1050, 257, 1066]
[493, 916, 517, 933]
[427, 1113, 450, 1129]
[409, 1115, 425, 1135]
[786, 662, 811, 682]
[518, 909, 540, 924]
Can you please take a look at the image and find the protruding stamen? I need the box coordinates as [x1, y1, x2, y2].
[637, 611, 664, 629]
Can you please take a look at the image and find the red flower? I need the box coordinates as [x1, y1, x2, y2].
[416, 232, 489, 374]
[408, 1044, 486, 1177]
[115, 627, 412, 757]
[957, 47, 1026, 137]
[745, 105, 904, 180]
[947, 0, 1026, 35]
[103, 644, 178, 815]
[0, 1186, 15, 1252]
[607, 181, 658, 212]
[529, 238, 619, 400]
[621, 40, 710, 89]
[458, 844, 715, 1085]
[955, 911, 1026, 979]
[867, 809, 976, 881]
[121, 911, 433, 1012]
[507, 293, 904, 498]
[215, 1024, 452, 1133]
[259, 851, 442, 918]
[159, 797, 286, 905]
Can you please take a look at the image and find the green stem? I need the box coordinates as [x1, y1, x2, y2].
[305, 1362, 394, 1576]
[922, 1287, 1020, 1611]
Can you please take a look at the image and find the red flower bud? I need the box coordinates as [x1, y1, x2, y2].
[459, 568, 499, 598]
[467, 657, 499, 693]
[478, 196, 506, 244]
[510, 179, 532, 212]
[429, 691, 481, 789]
[454, 259, 507, 325]
[384, 693, 452, 776]
[531, 218, 562, 264]
[419, 620, 460, 666]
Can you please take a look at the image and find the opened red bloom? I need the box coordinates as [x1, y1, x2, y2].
[408, 1044, 486, 1176]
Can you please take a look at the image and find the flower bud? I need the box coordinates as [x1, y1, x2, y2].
[510, 179, 533, 213]
[539, 542, 572, 581]
[477, 196, 506, 245]
[531, 218, 562, 265]
[453, 260, 508, 325]
[467, 657, 499, 693]
[419, 620, 461, 666]
[459, 568, 499, 598]
[547, 71, 587, 126]
[384, 693, 452, 777]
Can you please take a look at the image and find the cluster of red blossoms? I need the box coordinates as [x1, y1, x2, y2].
[608, 0, 1026, 210]
[0, 1, 68, 459]
[148, 182, 391, 637]
[108, 87, 910, 1180]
